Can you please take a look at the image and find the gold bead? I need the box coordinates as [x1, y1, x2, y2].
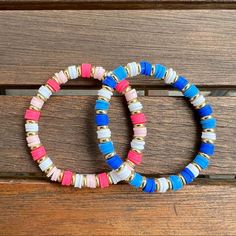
[126, 159, 135, 169]
[133, 137, 145, 141]
[99, 138, 111, 143]
[37, 93, 47, 102]
[64, 69, 70, 80]
[97, 125, 109, 130]
[37, 155, 47, 164]
[107, 173, 113, 184]
[104, 152, 116, 160]
[154, 178, 160, 192]
[134, 124, 145, 128]
[30, 144, 42, 150]
[137, 63, 141, 74]
[116, 163, 126, 173]
[44, 164, 55, 175]
[203, 128, 215, 133]
[150, 65, 155, 76]
[102, 85, 114, 93]
[201, 115, 213, 120]
[131, 148, 142, 154]
[52, 75, 60, 84]
[91, 66, 95, 78]
[96, 110, 107, 114]
[131, 110, 142, 115]
[182, 83, 191, 93]
[26, 132, 38, 137]
[98, 96, 110, 103]
[45, 84, 54, 93]
[95, 175, 99, 187]
[26, 120, 37, 124]
[172, 75, 179, 84]
[82, 175, 87, 187]
[29, 105, 40, 111]
[198, 152, 211, 159]
[192, 162, 202, 171]
[163, 69, 170, 81]
[140, 177, 147, 189]
[128, 99, 138, 105]
[111, 74, 119, 83]
[72, 173, 76, 186]
[77, 65, 81, 77]
[124, 66, 130, 77]
[195, 102, 206, 110]
[122, 86, 132, 94]
[178, 174, 186, 185]
[202, 138, 214, 144]
[126, 170, 135, 182]
[190, 93, 200, 102]
[167, 178, 172, 190]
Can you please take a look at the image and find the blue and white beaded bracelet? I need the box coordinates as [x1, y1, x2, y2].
[95, 61, 216, 193]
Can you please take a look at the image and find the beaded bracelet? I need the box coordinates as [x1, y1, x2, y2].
[95, 61, 216, 193]
[24, 63, 146, 189]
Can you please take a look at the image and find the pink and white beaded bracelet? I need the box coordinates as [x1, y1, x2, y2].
[24, 63, 147, 188]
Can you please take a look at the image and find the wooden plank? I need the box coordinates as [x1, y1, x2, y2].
[0, 10, 235, 87]
[0, 0, 235, 10]
[0, 96, 235, 175]
[0, 179, 235, 236]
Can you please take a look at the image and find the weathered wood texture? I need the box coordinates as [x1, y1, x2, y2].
[0, 96, 235, 175]
[0, 179, 235, 236]
[0, 10, 235, 87]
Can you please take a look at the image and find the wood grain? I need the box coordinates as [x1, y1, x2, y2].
[0, 179, 235, 236]
[0, 96, 235, 175]
[0, 10, 235, 87]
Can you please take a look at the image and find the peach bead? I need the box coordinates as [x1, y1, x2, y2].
[133, 127, 147, 137]
[30, 97, 44, 110]
[125, 89, 137, 102]
[55, 71, 68, 84]
[26, 135, 41, 147]
[94, 67, 105, 80]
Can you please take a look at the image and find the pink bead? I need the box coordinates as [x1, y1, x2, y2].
[81, 63, 92, 78]
[31, 146, 46, 161]
[94, 67, 105, 80]
[130, 113, 147, 125]
[125, 89, 137, 102]
[115, 80, 129, 93]
[30, 97, 44, 110]
[55, 71, 68, 84]
[98, 173, 109, 188]
[47, 166, 57, 178]
[24, 109, 41, 121]
[47, 79, 60, 92]
[61, 170, 73, 186]
[51, 168, 61, 181]
[128, 150, 142, 165]
[26, 135, 41, 147]
[133, 127, 147, 137]
[86, 174, 96, 188]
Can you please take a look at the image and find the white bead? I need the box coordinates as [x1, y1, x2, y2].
[127, 62, 139, 77]
[191, 94, 205, 107]
[39, 157, 53, 172]
[74, 174, 83, 188]
[68, 65, 78, 79]
[165, 68, 176, 84]
[25, 123, 39, 132]
[131, 139, 145, 150]
[47, 166, 57, 178]
[38, 85, 52, 99]
[186, 163, 199, 178]
[116, 164, 131, 181]
[128, 102, 143, 112]
[96, 129, 111, 139]
[201, 132, 216, 140]
[109, 170, 121, 184]
[157, 177, 169, 193]
[51, 168, 61, 181]
[98, 88, 113, 100]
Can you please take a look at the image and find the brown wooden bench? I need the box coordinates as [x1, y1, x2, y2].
[0, 3, 235, 235]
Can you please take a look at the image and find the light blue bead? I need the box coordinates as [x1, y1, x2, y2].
[95, 100, 110, 110]
[193, 154, 209, 170]
[113, 66, 128, 81]
[183, 84, 199, 99]
[98, 141, 114, 155]
[129, 173, 143, 188]
[169, 175, 183, 191]
[154, 64, 166, 79]
[200, 118, 216, 129]
[38, 85, 52, 99]
[68, 65, 78, 79]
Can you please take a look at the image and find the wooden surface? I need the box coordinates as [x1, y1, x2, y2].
[0, 1, 236, 235]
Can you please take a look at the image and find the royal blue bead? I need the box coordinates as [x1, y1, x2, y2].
[98, 141, 114, 155]
[113, 66, 127, 81]
[193, 154, 209, 170]
[129, 173, 143, 188]
[95, 114, 109, 126]
[102, 76, 117, 89]
[180, 170, 193, 184]
[140, 61, 152, 76]
[183, 167, 195, 179]
[169, 175, 184, 191]
[200, 118, 217, 129]
[197, 104, 213, 117]
[154, 64, 166, 79]
[106, 154, 123, 169]
[183, 84, 199, 99]
[199, 142, 215, 156]
[95, 100, 110, 110]
[172, 76, 189, 91]
[143, 178, 156, 193]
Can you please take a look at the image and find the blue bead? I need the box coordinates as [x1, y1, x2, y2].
[180, 170, 193, 184]
[102, 76, 117, 89]
[95, 100, 110, 110]
[98, 141, 114, 155]
[143, 178, 156, 193]
[193, 154, 209, 170]
[169, 175, 183, 191]
[172, 76, 189, 91]
[183, 84, 199, 99]
[106, 155, 123, 169]
[154, 64, 166, 79]
[113, 66, 127, 81]
[183, 167, 195, 179]
[199, 142, 215, 156]
[140, 61, 152, 76]
[129, 173, 143, 188]
[95, 114, 109, 126]
[200, 118, 217, 129]
[197, 104, 213, 117]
